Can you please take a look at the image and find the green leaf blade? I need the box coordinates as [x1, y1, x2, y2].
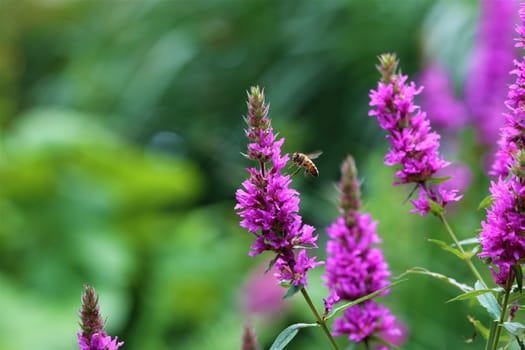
[401, 267, 472, 292]
[428, 176, 451, 184]
[326, 279, 407, 320]
[478, 195, 494, 211]
[475, 281, 501, 321]
[447, 289, 498, 303]
[428, 197, 445, 216]
[427, 238, 464, 260]
[282, 284, 303, 299]
[269, 323, 319, 350]
[503, 322, 525, 337]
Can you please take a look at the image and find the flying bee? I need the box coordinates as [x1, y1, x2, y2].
[291, 151, 322, 177]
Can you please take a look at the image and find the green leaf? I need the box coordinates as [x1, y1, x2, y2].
[326, 279, 407, 320]
[470, 245, 481, 257]
[447, 289, 498, 303]
[451, 237, 480, 247]
[427, 176, 451, 184]
[369, 334, 400, 350]
[265, 255, 279, 274]
[400, 267, 472, 292]
[504, 322, 525, 336]
[467, 315, 490, 340]
[427, 238, 464, 260]
[475, 281, 501, 321]
[478, 195, 494, 210]
[512, 264, 523, 294]
[428, 197, 445, 216]
[282, 284, 303, 299]
[268, 323, 318, 350]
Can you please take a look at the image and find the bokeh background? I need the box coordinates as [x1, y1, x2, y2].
[0, 0, 517, 349]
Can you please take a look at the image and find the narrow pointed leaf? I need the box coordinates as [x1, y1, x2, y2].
[326, 279, 406, 320]
[504, 322, 525, 336]
[269, 323, 318, 350]
[369, 335, 400, 350]
[451, 237, 480, 247]
[428, 197, 445, 216]
[512, 264, 523, 294]
[447, 289, 498, 303]
[467, 315, 490, 340]
[475, 281, 501, 320]
[428, 239, 464, 260]
[282, 284, 303, 299]
[478, 195, 494, 211]
[470, 245, 481, 257]
[400, 267, 472, 292]
[265, 255, 279, 274]
[428, 176, 451, 184]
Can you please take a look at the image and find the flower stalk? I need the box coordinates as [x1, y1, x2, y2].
[77, 284, 123, 350]
[437, 213, 487, 286]
[323, 156, 402, 349]
[236, 86, 342, 348]
[300, 288, 342, 350]
[369, 53, 462, 217]
[235, 86, 321, 288]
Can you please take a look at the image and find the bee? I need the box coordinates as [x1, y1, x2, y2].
[291, 151, 322, 177]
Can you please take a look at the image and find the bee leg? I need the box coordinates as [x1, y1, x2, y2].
[290, 167, 301, 177]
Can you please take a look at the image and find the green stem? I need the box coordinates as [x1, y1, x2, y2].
[300, 288, 342, 350]
[485, 321, 497, 350]
[490, 273, 514, 350]
[437, 213, 487, 287]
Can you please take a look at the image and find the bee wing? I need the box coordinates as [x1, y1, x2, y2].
[305, 151, 323, 160]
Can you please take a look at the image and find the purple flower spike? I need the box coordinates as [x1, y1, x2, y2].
[241, 324, 262, 350]
[465, 0, 517, 146]
[78, 332, 124, 350]
[369, 53, 462, 216]
[492, 3, 525, 177]
[480, 177, 525, 285]
[481, 4, 525, 286]
[323, 156, 402, 348]
[78, 284, 123, 350]
[235, 86, 321, 288]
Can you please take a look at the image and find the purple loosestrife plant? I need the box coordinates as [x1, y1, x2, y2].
[369, 53, 462, 216]
[492, 5, 525, 178]
[465, 0, 517, 147]
[324, 156, 401, 349]
[235, 87, 342, 350]
[234, 86, 321, 289]
[479, 172, 525, 285]
[481, 4, 525, 287]
[78, 284, 123, 350]
[241, 324, 262, 350]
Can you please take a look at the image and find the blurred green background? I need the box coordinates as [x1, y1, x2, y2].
[0, 0, 503, 349]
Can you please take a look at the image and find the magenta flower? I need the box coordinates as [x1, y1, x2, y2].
[492, 5, 525, 177]
[480, 4, 525, 286]
[369, 53, 462, 216]
[78, 332, 124, 350]
[465, 0, 517, 146]
[235, 86, 321, 288]
[479, 177, 525, 285]
[334, 301, 397, 345]
[324, 156, 401, 348]
[78, 284, 123, 350]
[325, 216, 390, 300]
